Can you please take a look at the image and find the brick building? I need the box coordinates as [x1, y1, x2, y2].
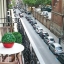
[51, 0, 64, 37]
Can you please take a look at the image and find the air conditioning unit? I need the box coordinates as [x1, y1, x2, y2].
[7, 11, 10, 16]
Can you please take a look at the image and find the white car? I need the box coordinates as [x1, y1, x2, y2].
[49, 43, 63, 54]
[44, 36, 55, 45]
[41, 11, 48, 16]
[35, 27, 43, 34]
[19, 13, 23, 17]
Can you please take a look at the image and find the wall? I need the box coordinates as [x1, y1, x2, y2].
[33, 10, 51, 31]
[51, 0, 64, 37]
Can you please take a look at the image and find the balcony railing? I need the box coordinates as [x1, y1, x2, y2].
[0, 17, 15, 42]
[0, 22, 14, 42]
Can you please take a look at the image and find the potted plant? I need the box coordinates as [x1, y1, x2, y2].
[12, 32, 22, 44]
[1, 32, 16, 48]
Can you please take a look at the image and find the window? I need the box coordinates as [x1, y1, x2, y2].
[56, 47, 62, 50]
[51, 44, 55, 48]
[50, 38, 54, 41]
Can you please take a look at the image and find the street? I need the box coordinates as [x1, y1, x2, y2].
[14, 8, 61, 64]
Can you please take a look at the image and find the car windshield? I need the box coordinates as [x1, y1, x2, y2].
[36, 26, 40, 28]
[50, 38, 54, 41]
[56, 47, 62, 50]
[45, 33, 49, 36]
[40, 29, 43, 31]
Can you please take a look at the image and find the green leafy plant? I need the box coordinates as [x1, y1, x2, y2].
[12, 32, 22, 44]
[8, 4, 13, 9]
[2, 32, 16, 43]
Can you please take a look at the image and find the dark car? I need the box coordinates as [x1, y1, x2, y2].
[30, 20, 37, 26]
[25, 11, 31, 15]
[39, 31, 49, 39]
[27, 11, 31, 15]
[26, 17, 32, 21]
[25, 16, 33, 22]
[41, 5, 52, 12]
[25, 16, 29, 19]
[56, 53, 64, 64]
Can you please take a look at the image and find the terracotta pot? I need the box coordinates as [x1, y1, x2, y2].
[3, 43, 14, 48]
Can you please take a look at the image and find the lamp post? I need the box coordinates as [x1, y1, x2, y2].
[58, 37, 61, 44]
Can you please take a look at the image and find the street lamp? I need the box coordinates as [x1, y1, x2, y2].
[58, 37, 61, 44]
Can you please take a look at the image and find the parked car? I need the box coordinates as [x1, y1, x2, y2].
[26, 17, 32, 22]
[25, 11, 31, 15]
[44, 36, 55, 45]
[41, 5, 52, 12]
[49, 43, 63, 55]
[19, 13, 23, 17]
[33, 24, 39, 30]
[13, 10, 16, 13]
[26, 11, 31, 15]
[20, 9, 24, 13]
[56, 53, 64, 64]
[25, 16, 29, 19]
[30, 20, 37, 26]
[41, 11, 48, 16]
[35, 27, 43, 34]
[39, 31, 49, 39]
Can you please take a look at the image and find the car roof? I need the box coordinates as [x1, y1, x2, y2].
[38, 27, 43, 29]
[35, 24, 39, 26]
[43, 31, 48, 33]
[47, 36, 54, 39]
[52, 43, 62, 47]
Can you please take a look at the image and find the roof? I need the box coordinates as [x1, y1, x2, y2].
[43, 31, 48, 33]
[48, 36, 54, 39]
[41, 11, 51, 20]
[38, 27, 43, 30]
[53, 43, 62, 47]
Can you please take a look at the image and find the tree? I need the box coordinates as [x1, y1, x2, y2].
[23, 0, 51, 7]
[23, 0, 51, 11]
[12, 0, 16, 7]
[8, 4, 13, 9]
[44, 0, 51, 5]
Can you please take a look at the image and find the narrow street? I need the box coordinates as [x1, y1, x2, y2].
[13, 8, 61, 64]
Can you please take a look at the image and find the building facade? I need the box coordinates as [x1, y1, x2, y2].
[0, 0, 7, 26]
[51, 0, 64, 37]
[0, 0, 11, 41]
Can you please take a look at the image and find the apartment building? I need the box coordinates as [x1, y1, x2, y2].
[0, 0, 7, 26]
[0, 0, 11, 41]
[51, 0, 64, 37]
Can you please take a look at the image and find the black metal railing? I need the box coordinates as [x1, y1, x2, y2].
[0, 17, 18, 42]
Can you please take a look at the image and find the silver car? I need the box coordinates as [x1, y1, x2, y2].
[49, 43, 63, 54]
[44, 36, 55, 45]
[35, 27, 43, 34]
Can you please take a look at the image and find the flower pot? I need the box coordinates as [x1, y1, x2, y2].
[3, 43, 14, 48]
